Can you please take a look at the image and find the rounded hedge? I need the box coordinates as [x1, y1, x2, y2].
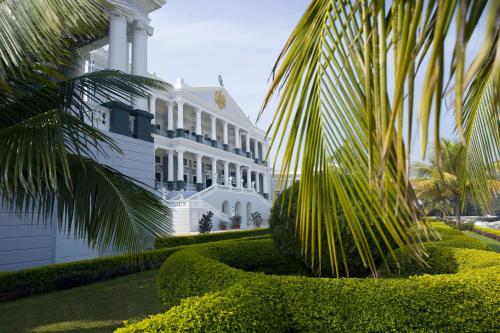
[117, 227, 500, 333]
[269, 182, 396, 277]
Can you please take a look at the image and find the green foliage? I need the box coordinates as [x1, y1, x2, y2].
[249, 211, 263, 228]
[120, 235, 500, 333]
[475, 226, 500, 237]
[0, 0, 173, 254]
[0, 247, 179, 302]
[198, 211, 213, 234]
[154, 228, 270, 249]
[457, 222, 476, 231]
[383, 222, 493, 276]
[270, 183, 395, 277]
[259, 0, 498, 279]
[0, 229, 270, 302]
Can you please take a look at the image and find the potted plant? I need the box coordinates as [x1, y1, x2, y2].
[230, 215, 241, 229]
[250, 211, 263, 228]
[219, 220, 227, 230]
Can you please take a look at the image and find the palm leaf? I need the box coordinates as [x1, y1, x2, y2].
[260, 0, 496, 274]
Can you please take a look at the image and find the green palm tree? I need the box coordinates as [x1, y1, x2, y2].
[0, 0, 173, 254]
[260, 0, 499, 275]
[412, 140, 464, 223]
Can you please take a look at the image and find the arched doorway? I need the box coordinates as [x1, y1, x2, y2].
[246, 202, 252, 225]
[222, 200, 230, 215]
[235, 201, 242, 217]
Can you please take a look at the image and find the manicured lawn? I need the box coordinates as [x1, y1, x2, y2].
[0, 269, 160, 333]
[463, 231, 500, 253]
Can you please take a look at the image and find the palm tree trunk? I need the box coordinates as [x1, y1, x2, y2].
[455, 197, 461, 225]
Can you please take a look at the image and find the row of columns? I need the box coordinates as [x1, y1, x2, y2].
[108, 11, 151, 110]
[161, 149, 269, 194]
[151, 97, 268, 159]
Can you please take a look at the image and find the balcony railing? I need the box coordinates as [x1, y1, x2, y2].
[153, 126, 266, 166]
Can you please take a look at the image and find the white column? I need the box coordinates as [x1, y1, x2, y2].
[235, 164, 241, 188]
[235, 127, 241, 149]
[196, 154, 203, 184]
[149, 96, 156, 115]
[211, 115, 217, 141]
[211, 158, 218, 184]
[108, 13, 127, 71]
[132, 20, 148, 75]
[246, 169, 251, 189]
[223, 161, 229, 186]
[223, 121, 228, 145]
[255, 141, 260, 160]
[177, 150, 184, 182]
[177, 100, 184, 129]
[246, 134, 251, 153]
[167, 150, 174, 182]
[131, 20, 149, 110]
[255, 172, 261, 192]
[263, 173, 269, 194]
[195, 108, 202, 136]
[167, 102, 174, 131]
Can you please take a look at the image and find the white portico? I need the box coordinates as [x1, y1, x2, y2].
[149, 79, 272, 233]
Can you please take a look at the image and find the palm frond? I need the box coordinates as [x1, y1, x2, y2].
[458, 40, 500, 212]
[0, 0, 109, 80]
[260, 0, 496, 274]
[1, 154, 172, 253]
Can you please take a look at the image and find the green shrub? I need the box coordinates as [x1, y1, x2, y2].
[475, 225, 500, 238]
[270, 182, 396, 277]
[198, 211, 213, 233]
[1, 229, 269, 302]
[154, 228, 270, 249]
[0, 247, 180, 302]
[118, 280, 288, 333]
[119, 238, 500, 333]
[457, 221, 476, 231]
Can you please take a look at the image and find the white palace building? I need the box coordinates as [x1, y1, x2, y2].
[0, 0, 272, 271]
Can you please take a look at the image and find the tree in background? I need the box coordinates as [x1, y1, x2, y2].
[260, 0, 499, 275]
[0, 0, 172, 254]
[413, 140, 465, 223]
[198, 211, 214, 234]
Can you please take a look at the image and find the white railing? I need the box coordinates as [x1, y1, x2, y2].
[187, 184, 271, 207]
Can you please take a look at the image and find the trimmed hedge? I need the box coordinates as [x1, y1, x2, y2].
[118, 230, 500, 332]
[474, 225, 500, 240]
[0, 229, 270, 302]
[0, 247, 181, 302]
[154, 228, 270, 249]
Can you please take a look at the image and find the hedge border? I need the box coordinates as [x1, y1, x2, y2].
[154, 228, 270, 249]
[474, 226, 500, 241]
[0, 229, 270, 302]
[118, 223, 500, 332]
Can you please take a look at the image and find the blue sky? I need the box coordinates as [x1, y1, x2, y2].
[148, 0, 308, 133]
[148, 1, 489, 166]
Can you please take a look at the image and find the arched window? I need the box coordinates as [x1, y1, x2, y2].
[246, 202, 252, 224]
[222, 200, 230, 214]
[235, 201, 242, 216]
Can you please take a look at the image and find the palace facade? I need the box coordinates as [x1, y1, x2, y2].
[0, 0, 272, 271]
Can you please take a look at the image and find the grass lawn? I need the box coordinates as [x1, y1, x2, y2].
[463, 231, 500, 253]
[0, 269, 160, 333]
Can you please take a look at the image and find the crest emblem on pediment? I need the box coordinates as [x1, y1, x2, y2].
[215, 90, 226, 109]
